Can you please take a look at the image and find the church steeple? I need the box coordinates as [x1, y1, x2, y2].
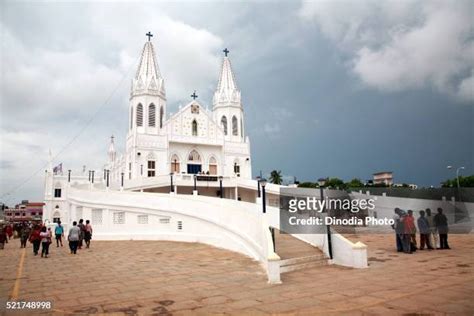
[213, 48, 241, 108]
[131, 33, 165, 98]
[108, 135, 116, 162]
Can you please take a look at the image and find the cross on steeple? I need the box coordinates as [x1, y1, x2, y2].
[110, 135, 115, 142]
[146, 32, 153, 41]
[223, 48, 229, 57]
[191, 90, 198, 100]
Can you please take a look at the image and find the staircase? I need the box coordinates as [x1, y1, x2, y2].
[274, 229, 328, 274]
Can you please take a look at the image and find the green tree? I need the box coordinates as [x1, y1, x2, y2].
[442, 175, 474, 187]
[297, 182, 318, 188]
[325, 177, 346, 189]
[269, 170, 283, 185]
[347, 178, 364, 188]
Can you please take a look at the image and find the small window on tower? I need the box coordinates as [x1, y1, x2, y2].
[149, 104, 156, 127]
[160, 106, 164, 128]
[147, 160, 155, 177]
[221, 116, 228, 135]
[136, 104, 143, 127]
[54, 189, 62, 198]
[232, 116, 238, 136]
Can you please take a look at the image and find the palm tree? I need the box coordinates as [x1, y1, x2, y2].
[269, 170, 283, 185]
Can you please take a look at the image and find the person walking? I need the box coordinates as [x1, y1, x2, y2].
[434, 208, 450, 249]
[0, 225, 7, 250]
[39, 226, 51, 258]
[84, 220, 93, 249]
[417, 210, 433, 250]
[68, 221, 80, 254]
[55, 221, 64, 247]
[425, 208, 439, 249]
[77, 219, 85, 250]
[5, 224, 13, 240]
[29, 225, 41, 256]
[20, 223, 31, 248]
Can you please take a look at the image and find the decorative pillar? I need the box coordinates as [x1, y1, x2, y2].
[193, 174, 198, 195]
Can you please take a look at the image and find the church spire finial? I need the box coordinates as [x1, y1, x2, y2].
[213, 50, 240, 107]
[146, 31, 153, 41]
[191, 90, 198, 100]
[132, 33, 165, 97]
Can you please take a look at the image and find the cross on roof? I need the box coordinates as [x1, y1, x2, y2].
[146, 32, 153, 41]
[191, 90, 198, 100]
[223, 48, 229, 57]
[110, 135, 114, 142]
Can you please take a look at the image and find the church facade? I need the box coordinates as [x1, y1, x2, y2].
[106, 38, 252, 184]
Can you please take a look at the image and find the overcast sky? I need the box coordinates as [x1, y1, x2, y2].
[1, 1, 473, 204]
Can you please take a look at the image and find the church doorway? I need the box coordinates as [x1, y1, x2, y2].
[53, 211, 61, 223]
[187, 150, 202, 174]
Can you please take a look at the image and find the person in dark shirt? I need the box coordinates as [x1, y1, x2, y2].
[392, 208, 404, 252]
[434, 208, 450, 249]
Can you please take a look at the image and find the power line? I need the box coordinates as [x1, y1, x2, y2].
[0, 55, 140, 203]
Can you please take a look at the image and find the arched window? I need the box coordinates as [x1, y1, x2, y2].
[171, 154, 180, 173]
[232, 115, 238, 136]
[209, 156, 218, 175]
[136, 104, 143, 127]
[188, 150, 201, 162]
[160, 106, 164, 128]
[192, 119, 198, 136]
[221, 116, 228, 135]
[130, 106, 133, 129]
[148, 104, 156, 127]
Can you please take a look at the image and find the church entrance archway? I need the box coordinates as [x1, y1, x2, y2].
[187, 150, 202, 174]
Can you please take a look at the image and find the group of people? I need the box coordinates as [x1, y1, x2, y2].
[392, 207, 450, 254]
[0, 219, 93, 257]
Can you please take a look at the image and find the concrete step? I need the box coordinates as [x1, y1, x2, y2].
[280, 257, 328, 273]
[280, 259, 327, 273]
[280, 254, 325, 266]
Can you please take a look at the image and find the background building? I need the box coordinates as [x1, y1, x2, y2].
[373, 171, 393, 186]
[4, 201, 44, 222]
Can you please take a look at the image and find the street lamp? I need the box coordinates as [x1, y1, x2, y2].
[219, 176, 223, 198]
[318, 178, 333, 259]
[170, 172, 174, 193]
[447, 165, 465, 189]
[260, 178, 267, 213]
[256, 176, 261, 198]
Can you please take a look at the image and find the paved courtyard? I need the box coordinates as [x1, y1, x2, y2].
[1, 234, 473, 315]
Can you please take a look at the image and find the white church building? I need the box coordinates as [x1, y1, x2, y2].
[107, 38, 251, 186]
[42, 34, 368, 283]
